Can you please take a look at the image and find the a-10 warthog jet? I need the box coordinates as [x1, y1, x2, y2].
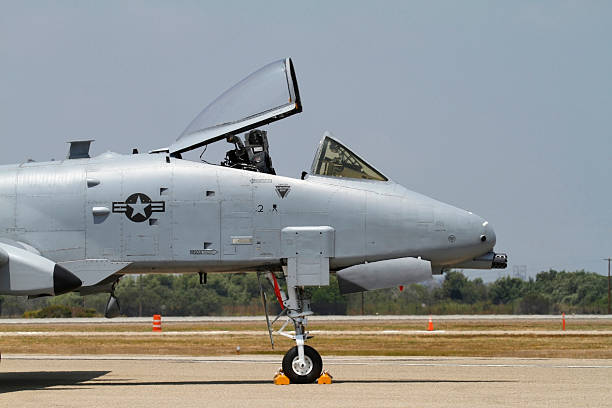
[0, 58, 506, 383]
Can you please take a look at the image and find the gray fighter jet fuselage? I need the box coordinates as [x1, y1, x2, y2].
[0, 57, 506, 383]
[0, 150, 499, 280]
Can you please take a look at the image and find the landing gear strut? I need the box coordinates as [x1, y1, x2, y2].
[259, 271, 323, 384]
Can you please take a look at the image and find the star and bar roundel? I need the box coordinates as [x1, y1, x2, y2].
[112, 193, 165, 223]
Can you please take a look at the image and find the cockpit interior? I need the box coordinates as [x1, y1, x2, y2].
[310, 135, 387, 181]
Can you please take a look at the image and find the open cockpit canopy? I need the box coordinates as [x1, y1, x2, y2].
[160, 58, 387, 182]
[311, 133, 388, 181]
[168, 58, 301, 155]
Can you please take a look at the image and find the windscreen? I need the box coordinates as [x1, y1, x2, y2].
[311, 136, 388, 181]
[180, 59, 296, 137]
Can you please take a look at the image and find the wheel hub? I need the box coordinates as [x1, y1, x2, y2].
[291, 355, 313, 376]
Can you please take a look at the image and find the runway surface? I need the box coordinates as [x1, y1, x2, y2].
[1, 355, 611, 407]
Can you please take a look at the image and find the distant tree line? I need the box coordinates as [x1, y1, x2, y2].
[0, 269, 608, 317]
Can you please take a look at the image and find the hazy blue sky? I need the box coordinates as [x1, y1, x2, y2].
[1, 1, 610, 279]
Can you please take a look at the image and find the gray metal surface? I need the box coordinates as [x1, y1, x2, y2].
[282, 226, 334, 287]
[0, 57, 505, 297]
[337, 257, 432, 294]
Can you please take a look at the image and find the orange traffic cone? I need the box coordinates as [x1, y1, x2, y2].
[427, 315, 434, 331]
[153, 314, 162, 332]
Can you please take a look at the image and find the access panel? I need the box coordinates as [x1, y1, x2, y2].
[281, 226, 335, 287]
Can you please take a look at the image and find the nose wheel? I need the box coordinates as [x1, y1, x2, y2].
[282, 345, 322, 384]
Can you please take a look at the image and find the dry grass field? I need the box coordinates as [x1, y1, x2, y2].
[2, 317, 611, 359]
[2, 318, 610, 332]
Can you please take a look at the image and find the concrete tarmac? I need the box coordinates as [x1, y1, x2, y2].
[1, 355, 611, 407]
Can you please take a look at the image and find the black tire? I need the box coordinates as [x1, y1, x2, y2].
[282, 345, 322, 384]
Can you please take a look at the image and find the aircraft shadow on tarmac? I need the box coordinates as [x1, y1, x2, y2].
[0, 371, 110, 394]
[0, 370, 516, 393]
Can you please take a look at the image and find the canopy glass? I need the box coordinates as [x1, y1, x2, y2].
[169, 58, 301, 155]
[311, 135, 388, 181]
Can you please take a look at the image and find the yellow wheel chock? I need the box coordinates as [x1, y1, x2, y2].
[273, 370, 290, 385]
[317, 371, 333, 384]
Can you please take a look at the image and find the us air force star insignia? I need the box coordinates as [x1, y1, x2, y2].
[275, 184, 291, 199]
[112, 193, 165, 223]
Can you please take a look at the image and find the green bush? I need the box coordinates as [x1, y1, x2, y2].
[71, 307, 98, 317]
[24, 304, 72, 318]
[22, 304, 98, 318]
[518, 292, 551, 314]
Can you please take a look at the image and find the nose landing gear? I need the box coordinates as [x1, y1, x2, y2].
[258, 271, 324, 384]
[278, 287, 323, 383]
